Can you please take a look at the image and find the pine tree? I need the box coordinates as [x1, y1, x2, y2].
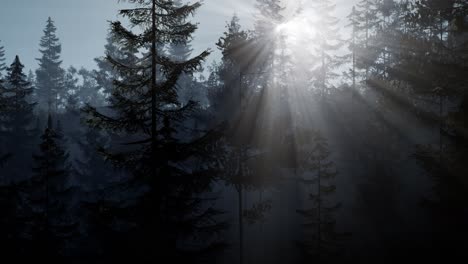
[216, 16, 272, 264]
[254, 0, 285, 83]
[372, 0, 398, 79]
[215, 15, 252, 118]
[395, 0, 466, 158]
[206, 61, 222, 114]
[296, 131, 345, 261]
[94, 34, 121, 97]
[63, 66, 80, 112]
[84, 0, 210, 178]
[345, 1, 381, 101]
[165, 0, 201, 105]
[76, 67, 105, 107]
[27, 70, 36, 98]
[347, 7, 360, 95]
[0, 77, 10, 167]
[94, 32, 142, 100]
[0, 72, 6, 112]
[4, 56, 35, 130]
[36, 17, 65, 113]
[352, 0, 380, 80]
[83, 0, 223, 260]
[309, 0, 345, 98]
[24, 114, 76, 259]
[0, 56, 36, 180]
[254, 0, 284, 39]
[411, 1, 468, 251]
[0, 40, 6, 78]
[167, 0, 194, 62]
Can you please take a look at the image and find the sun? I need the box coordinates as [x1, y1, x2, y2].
[275, 14, 318, 46]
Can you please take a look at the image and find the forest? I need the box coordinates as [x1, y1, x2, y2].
[0, 0, 467, 263]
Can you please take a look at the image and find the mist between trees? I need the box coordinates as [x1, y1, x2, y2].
[0, 0, 468, 263]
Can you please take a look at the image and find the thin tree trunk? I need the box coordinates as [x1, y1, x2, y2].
[439, 95, 443, 163]
[45, 167, 50, 258]
[352, 18, 356, 106]
[151, 0, 157, 172]
[317, 159, 321, 261]
[365, 0, 369, 80]
[238, 184, 244, 264]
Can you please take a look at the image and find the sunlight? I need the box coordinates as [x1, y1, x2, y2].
[275, 12, 318, 46]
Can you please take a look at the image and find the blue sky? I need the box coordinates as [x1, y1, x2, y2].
[0, 0, 355, 72]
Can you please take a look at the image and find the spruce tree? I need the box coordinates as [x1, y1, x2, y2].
[0, 40, 6, 78]
[254, 0, 284, 40]
[168, 45, 196, 105]
[76, 68, 105, 107]
[296, 131, 345, 261]
[94, 34, 121, 97]
[84, 0, 210, 179]
[36, 17, 65, 113]
[5, 56, 35, 128]
[217, 15, 268, 264]
[0, 77, 10, 166]
[309, 0, 344, 98]
[345, 1, 380, 102]
[215, 15, 251, 118]
[347, 6, 360, 95]
[165, 0, 197, 105]
[411, 1, 468, 251]
[63, 66, 80, 112]
[94, 32, 141, 100]
[254, 0, 285, 85]
[0, 56, 36, 180]
[167, 0, 194, 62]
[0, 74, 6, 114]
[352, 0, 380, 80]
[83, 0, 223, 261]
[24, 114, 76, 259]
[372, 0, 397, 79]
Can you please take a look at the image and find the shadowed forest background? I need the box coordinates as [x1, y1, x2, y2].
[1, 0, 468, 263]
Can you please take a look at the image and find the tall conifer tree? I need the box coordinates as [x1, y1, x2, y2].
[309, 0, 344, 98]
[94, 34, 122, 97]
[36, 17, 64, 113]
[0, 77, 10, 166]
[297, 131, 344, 261]
[0, 56, 36, 180]
[0, 40, 6, 78]
[24, 114, 76, 259]
[254, 0, 285, 79]
[83, 0, 223, 261]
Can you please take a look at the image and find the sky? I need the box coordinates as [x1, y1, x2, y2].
[0, 0, 356, 73]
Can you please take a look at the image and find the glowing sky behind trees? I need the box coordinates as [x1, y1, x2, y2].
[0, 0, 356, 71]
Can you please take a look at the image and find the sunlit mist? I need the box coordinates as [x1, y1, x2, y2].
[0, 0, 467, 263]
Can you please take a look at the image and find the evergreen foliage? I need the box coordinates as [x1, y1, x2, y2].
[297, 131, 345, 260]
[0, 56, 36, 180]
[36, 17, 64, 113]
[0, 40, 6, 77]
[82, 0, 224, 261]
[20, 114, 76, 259]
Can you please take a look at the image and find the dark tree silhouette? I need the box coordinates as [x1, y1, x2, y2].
[0, 56, 36, 181]
[0, 76, 10, 166]
[36, 17, 64, 113]
[82, 0, 225, 261]
[0, 40, 6, 77]
[20, 114, 77, 260]
[309, 0, 345, 98]
[297, 131, 345, 261]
